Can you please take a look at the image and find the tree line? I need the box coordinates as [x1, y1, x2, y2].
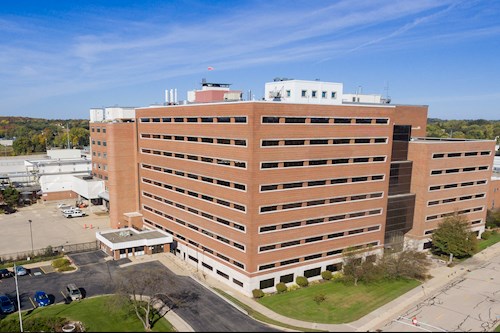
[426, 118, 500, 142]
[0, 117, 89, 155]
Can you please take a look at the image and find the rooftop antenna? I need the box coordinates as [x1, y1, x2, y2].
[383, 81, 391, 104]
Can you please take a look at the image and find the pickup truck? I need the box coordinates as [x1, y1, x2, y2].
[62, 209, 86, 218]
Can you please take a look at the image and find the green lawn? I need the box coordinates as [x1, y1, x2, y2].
[0, 295, 174, 332]
[477, 232, 500, 252]
[258, 278, 421, 324]
[214, 288, 324, 332]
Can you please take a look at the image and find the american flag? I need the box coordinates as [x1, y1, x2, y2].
[207, 66, 214, 71]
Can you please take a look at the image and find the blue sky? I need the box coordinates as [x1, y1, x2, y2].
[1, 0, 499, 120]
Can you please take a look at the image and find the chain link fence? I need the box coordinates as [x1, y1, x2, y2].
[0, 240, 98, 264]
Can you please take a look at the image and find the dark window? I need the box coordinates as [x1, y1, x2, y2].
[282, 221, 301, 229]
[259, 245, 276, 252]
[259, 278, 275, 288]
[262, 140, 280, 146]
[376, 118, 389, 124]
[332, 159, 349, 164]
[310, 139, 328, 145]
[465, 151, 478, 156]
[447, 152, 461, 158]
[433, 153, 445, 158]
[216, 270, 229, 279]
[352, 177, 368, 182]
[334, 118, 351, 124]
[332, 139, 350, 144]
[187, 117, 198, 123]
[262, 162, 279, 169]
[234, 117, 247, 123]
[355, 118, 372, 124]
[304, 267, 321, 278]
[280, 274, 294, 283]
[305, 254, 322, 261]
[353, 157, 369, 163]
[280, 258, 300, 266]
[285, 117, 306, 123]
[233, 278, 244, 287]
[308, 180, 326, 186]
[217, 117, 231, 123]
[260, 225, 277, 232]
[234, 140, 246, 146]
[284, 161, 304, 167]
[309, 160, 327, 165]
[201, 117, 213, 123]
[285, 140, 305, 146]
[283, 182, 303, 189]
[331, 178, 348, 184]
[282, 202, 302, 209]
[305, 236, 323, 243]
[281, 240, 300, 248]
[306, 218, 324, 225]
[262, 117, 280, 123]
[174, 117, 184, 123]
[354, 138, 370, 144]
[260, 206, 277, 213]
[261, 184, 279, 191]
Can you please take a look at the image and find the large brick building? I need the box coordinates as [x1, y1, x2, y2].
[90, 79, 495, 295]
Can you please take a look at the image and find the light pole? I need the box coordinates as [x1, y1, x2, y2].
[28, 219, 33, 255]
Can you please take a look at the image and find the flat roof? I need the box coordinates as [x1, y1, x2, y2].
[100, 229, 167, 244]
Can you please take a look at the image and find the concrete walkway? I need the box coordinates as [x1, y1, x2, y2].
[128, 241, 500, 332]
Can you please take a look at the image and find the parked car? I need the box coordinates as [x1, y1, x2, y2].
[0, 295, 15, 314]
[0, 268, 13, 279]
[33, 291, 50, 307]
[66, 283, 82, 301]
[62, 208, 86, 218]
[14, 266, 27, 276]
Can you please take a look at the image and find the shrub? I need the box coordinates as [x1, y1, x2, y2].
[52, 258, 70, 268]
[313, 293, 327, 305]
[321, 270, 333, 280]
[481, 231, 492, 240]
[275, 282, 287, 293]
[252, 289, 264, 299]
[58, 265, 76, 272]
[287, 284, 300, 292]
[295, 276, 309, 287]
[331, 272, 344, 282]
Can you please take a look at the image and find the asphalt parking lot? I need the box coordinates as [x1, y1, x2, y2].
[0, 251, 279, 332]
[0, 200, 111, 255]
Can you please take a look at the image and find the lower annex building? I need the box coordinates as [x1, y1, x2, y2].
[89, 79, 495, 296]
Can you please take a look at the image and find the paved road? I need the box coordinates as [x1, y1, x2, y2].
[378, 253, 500, 332]
[0, 251, 279, 332]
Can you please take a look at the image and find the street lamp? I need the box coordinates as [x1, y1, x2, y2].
[28, 219, 33, 255]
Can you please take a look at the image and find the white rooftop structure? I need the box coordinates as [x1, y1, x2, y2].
[264, 78, 343, 105]
[90, 107, 136, 123]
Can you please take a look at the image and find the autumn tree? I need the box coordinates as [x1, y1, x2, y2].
[379, 249, 431, 281]
[432, 214, 478, 259]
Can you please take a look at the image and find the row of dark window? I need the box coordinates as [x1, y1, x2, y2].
[142, 177, 246, 212]
[261, 156, 386, 169]
[91, 140, 107, 146]
[261, 116, 389, 125]
[92, 172, 108, 181]
[142, 191, 245, 232]
[432, 151, 491, 159]
[429, 179, 487, 191]
[140, 116, 247, 123]
[259, 262, 345, 289]
[141, 133, 247, 147]
[142, 163, 246, 191]
[259, 225, 381, 252]
[141, 148, 247, 169]
[91, 127, 106, 133]
[259, 208, 382, 233]
[143, 205, 245, 252]
[258, 241, 378, 271]
[427, 193, 486, 206]
[426, 206, 484, 221]
[430, 166, 489, 175]
[144, 219, 245, 272]
[260, 174, 384, 192]
[260, 192, 383, 213]
[261, 137, 387, 147]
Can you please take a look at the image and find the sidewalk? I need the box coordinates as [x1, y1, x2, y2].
[128, 241, 500, 332]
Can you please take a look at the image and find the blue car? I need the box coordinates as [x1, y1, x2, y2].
[14, 266, 27, 276]
[0, 295, 15, 314]
[33, 291, 50, 307]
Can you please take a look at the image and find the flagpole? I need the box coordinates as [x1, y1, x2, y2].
[14, 263, 23, 332]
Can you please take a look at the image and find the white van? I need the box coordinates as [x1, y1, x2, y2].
[62, 208, 86, 218]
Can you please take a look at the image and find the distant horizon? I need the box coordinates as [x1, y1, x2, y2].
[1, 1, 499, 120]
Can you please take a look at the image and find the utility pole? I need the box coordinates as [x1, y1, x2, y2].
[14, 263, 23, 332]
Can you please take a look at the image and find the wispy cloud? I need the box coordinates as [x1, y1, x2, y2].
[0, 0, 498, 117]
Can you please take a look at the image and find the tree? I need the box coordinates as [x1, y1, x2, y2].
[342, 247, 366, 286]
[2, 186, 19, 207]
[379, 249, 431, 280]
[431, 214, 478, 259]
[114, 267, 175, 332]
